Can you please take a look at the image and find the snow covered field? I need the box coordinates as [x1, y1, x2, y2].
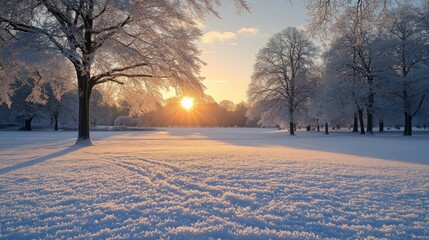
[1, 128, 428, 239]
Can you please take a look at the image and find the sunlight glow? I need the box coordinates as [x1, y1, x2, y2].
[180, 97, 194, 110]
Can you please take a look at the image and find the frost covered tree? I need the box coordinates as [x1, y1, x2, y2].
[308, 1, 429, 134]
[305, 0, 405, 39]
[1, 34, 77, 130]
[43, 81, 75, 131]
[7, 69, 75, 131]
[40, 62, 76, 130]
[421, 0, 429, 30]
[317, 0, 408, 134]
[0, 0, 249, 144]
[55, 90, 79, 128]
[247, 27, 318, 135]
[0, 40, 23, 108]
[0, 64, 11, 107]
[324, 16, 382, 134]
[1, 42, 46, 130]
[312, 63, 358, 133]
[9, 74, 48, 131]
[0, 33, 13, 106]
[380, 4, 429, 135]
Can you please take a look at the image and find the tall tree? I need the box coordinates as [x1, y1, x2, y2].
[381, 4, 429, 135]
[0, 0, 248, 144]
[247, 27, 318, 135]
[318, 0, 396, 134]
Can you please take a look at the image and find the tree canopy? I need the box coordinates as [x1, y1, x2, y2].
[0, 0, 249, 143]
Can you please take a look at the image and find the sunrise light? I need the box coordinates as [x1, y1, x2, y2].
[180, 97, 194, 110]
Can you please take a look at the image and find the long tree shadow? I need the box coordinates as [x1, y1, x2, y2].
[163, 128, 429, 165]
[0, 145, 84, 175]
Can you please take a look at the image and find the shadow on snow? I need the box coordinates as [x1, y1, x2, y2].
[0, 145, 85, 175]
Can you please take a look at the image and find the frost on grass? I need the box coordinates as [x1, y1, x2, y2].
[0, 129, 428, 239]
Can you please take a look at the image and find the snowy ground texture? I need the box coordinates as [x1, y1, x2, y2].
[1, 128, 428, 239]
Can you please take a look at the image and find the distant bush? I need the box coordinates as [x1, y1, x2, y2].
[114, 116, 140, 127]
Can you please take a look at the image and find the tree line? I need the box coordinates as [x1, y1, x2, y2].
[0, 77, 255, 130]
[247, 1, 429, 136]
[144, 97, 254, 128]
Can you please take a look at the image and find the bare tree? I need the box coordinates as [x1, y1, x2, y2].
[309, 1, 429, 134]
[381, 4, 429, 135]
[324, 31, 368, 134]
[304, 0, 404, 39]
[247, 27, 318, 135]
[0, 0, 249, 144]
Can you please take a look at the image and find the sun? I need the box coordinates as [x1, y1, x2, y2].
[180, 97, 194, 110]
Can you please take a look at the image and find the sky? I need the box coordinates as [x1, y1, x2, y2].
[196, 0, 308, 104]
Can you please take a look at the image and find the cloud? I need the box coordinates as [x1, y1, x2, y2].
[201, 27, 260, 44]
[238, 27, 259, 35]
[202, 31, 237, 44]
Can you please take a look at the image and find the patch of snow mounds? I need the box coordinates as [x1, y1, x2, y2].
[0, 128, 428, 239]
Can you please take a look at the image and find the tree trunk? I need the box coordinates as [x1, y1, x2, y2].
[353, 113, 358, 132]
[316, 118, 320, 132]
[366, 109, 373, 134]
[358, 108, 365, 134]
[76, 74, 93, 145]
[403, 112, 412, 136]
[24, 116, 33, 131]
[325, 122, 329, 134]
[379, 120, 384, 133]
[366, 86, 374, 134]
[289, 121, 295, 135]
[54, 112, 59, 131]
[288, 107, 295, 135]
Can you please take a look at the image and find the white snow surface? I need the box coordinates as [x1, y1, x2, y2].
[1, 128, 428, 239]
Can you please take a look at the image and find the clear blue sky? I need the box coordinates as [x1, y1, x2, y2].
[198, 0, 308, 104]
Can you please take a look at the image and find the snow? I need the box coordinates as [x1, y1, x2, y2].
[1, 128, 428, 239]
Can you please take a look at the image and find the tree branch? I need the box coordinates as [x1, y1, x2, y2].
[93, 77, 124, 86]
[90, 15, 131, 35]
[412, 94, 427, 117]
[90, 63, 150, 84]
[0, 17, 82, 67]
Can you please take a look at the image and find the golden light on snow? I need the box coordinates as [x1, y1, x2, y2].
[180, 97, 194, 110]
